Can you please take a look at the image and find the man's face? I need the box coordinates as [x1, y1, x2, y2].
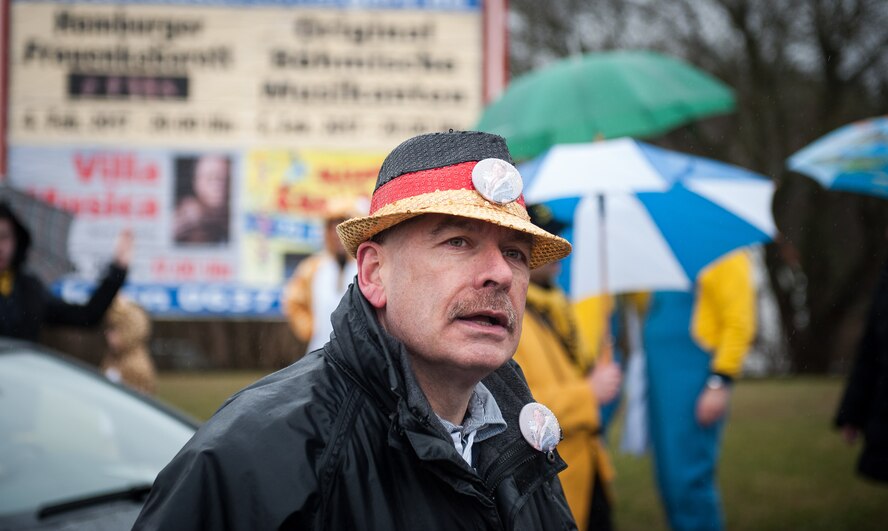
[0, 219, 17, 271]
[193, 156, 229, 209]
[366, 214, 532, 384]
[324, 217, 348, 259]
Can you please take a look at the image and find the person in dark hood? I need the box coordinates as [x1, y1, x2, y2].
[0, 201, 131, 341]
[835, 240, 888, 484]
[134, 131, 578, 530]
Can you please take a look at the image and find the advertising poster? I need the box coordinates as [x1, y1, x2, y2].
[9, 146, 239, 283]
[8, 0, 483, 149]
[6, 0, 487, 316]
[241, 149, 381, 284]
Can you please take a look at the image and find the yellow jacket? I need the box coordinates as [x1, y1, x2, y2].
[513, 283, 614, 530]
[572, 295, 612, 371]
[691, 249, 756, 377]
[573, 292, 649, 367]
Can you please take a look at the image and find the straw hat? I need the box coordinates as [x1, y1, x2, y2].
[336, 131, 571, 269]
[322, 195, 369, 221]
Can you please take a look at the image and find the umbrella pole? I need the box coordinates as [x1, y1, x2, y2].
[598, 194, 614, 365]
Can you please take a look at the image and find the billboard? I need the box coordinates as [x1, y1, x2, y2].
[5, 0, 497, 316]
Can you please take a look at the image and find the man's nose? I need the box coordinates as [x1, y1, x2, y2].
[474, 243, 513, 290]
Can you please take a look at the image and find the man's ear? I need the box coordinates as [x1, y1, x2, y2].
[356, 241, 387, 309]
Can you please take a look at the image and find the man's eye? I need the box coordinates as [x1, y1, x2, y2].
[504, 249, 529, 263]
[447, 238, 466, 247]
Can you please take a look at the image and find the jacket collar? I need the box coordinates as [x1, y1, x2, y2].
[326, 280, 566, 477]
[326, 280, 404, 415]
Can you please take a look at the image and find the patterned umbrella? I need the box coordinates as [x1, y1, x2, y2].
[787, 116, 888, 198]
[476, 50, 736, 161]
[0, 185, 76, 285]
[521, 138, 776, 300]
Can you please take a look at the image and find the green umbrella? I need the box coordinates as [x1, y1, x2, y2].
[475, 50, 736, 161]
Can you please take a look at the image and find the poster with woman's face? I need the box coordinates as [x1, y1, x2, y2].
[173, 155, 231, 245]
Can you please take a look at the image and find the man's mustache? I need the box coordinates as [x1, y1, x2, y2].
[447, 290, 518, 332]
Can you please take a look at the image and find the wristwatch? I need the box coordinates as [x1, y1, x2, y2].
[705, 373, 732, 390]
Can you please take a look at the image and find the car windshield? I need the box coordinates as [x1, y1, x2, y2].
[0, 351, 195, 516]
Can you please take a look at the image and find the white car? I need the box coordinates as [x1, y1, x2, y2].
[0, 339, 197, 530]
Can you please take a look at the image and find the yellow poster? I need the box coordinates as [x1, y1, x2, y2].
[7, 0, 489, 314]
[241, 149, 383, 283]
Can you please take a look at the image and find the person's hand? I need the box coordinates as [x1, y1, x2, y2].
[587, 361, 622, 405]
[841, 425, 860, 445]
[113, 229, 134, 268]
[696, 386, 730, 426]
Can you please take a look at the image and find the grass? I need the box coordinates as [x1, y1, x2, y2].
[156, 373, 888, 530]
[607, 377, 888, 530]
[156, 370, 267, 421]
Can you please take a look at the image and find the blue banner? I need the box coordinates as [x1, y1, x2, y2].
[56, 280, 284, 317]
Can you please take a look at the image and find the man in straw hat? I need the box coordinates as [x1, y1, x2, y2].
[134, 131, 577, 530]
[283, 195, 366, 357]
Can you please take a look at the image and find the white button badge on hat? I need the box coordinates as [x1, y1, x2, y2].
[519, 402, 562, 461]
[472, 158, 523, 205]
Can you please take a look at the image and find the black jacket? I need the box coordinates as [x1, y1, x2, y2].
[835, 258, 888, 483]
[0, 265, 127, 341]
[135, 283, 577, 530]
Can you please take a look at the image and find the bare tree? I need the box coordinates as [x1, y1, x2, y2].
[508, 0, 888, 373]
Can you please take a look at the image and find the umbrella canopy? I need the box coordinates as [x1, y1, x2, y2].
[0, 185, 76, 285]
[787, 116, 888, 199]
[476, 50, 736, 161]
[521, 138, 776, 300]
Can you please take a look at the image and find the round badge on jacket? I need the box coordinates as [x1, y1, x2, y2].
[519, 402, 561, 453]
[471, 158, 523, 204]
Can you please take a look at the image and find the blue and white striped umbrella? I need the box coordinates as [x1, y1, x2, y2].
[521, 138, 776, 299]
[787, 116, 888, 199]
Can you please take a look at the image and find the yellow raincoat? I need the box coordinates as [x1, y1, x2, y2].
[513, 283, 614, 529]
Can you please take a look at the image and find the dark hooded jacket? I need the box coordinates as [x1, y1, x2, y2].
[134, 282, 578, 530]
[0, 202, 126, 341]
[835, 257, 888, 483]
